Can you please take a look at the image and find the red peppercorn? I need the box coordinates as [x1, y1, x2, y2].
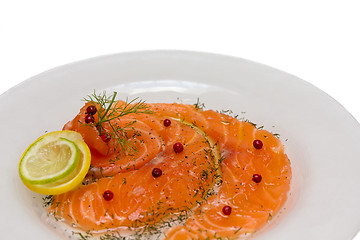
[252, 174, 262, 183]
[101, 132, 111, 143]
[173, 142, 184, 153]
[222, 205, 232, 215]
[86, 105, 97, 115]
[85, 114, 95, 124]
[163, 119, 171, 127]
[253, 139, 263, 149]
[103, 190, 114, 201]
[152, 168, 162, 178]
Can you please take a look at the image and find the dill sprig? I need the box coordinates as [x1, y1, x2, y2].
[83, 91, 152, 153]
[194, 98, 206, 110]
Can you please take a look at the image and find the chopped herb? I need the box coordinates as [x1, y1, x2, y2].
[219, 109, 233, 115]
[42, 195, 53, 207]
[234, 227, 242, 234]
[99, 232, 126, 240]
[72, 231, 92, 240]
[201, 170, 209, 180]
[194, 98, 206, 110]
[272, 133, 280, 138]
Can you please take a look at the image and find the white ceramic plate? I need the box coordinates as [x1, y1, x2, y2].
[1, 50, 360, 240]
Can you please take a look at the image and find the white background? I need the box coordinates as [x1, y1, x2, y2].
[1, 0, 359, 239]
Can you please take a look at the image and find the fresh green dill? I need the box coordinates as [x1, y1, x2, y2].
[272, 133, 280, 138]
[83, 91, 152, 154]
[219, 155, 226, 164]
[72, 231, 92, 240]
[194, 98, 206, 110]
[219, 109, 233, 115]
[234, 227, 242, 234]
[243, 119, 258, 128]
[201, 169, 209, 180]
[99, 232, 126, 240]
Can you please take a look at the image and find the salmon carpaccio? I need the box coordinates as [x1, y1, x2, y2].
[50, 101, 291, 239]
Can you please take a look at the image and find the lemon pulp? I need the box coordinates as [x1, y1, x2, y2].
[19, 131, 91, 195]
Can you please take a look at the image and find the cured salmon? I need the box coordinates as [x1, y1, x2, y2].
[164, 124, 291, 239]
[50, 99, 291, 239]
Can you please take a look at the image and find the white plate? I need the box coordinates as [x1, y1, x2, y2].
[1, 50, 360, 240]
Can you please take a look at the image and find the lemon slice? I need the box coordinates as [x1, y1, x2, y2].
[19, 136, 79, 185]
[19, 131, 91, 195]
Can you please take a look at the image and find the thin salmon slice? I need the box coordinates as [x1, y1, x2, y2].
[164, 117, 291, 239]
[52, 104, 220, 231]
[51, 101, 291, 239]
[63, 103, 165, 178]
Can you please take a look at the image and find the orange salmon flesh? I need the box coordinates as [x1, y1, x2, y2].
[50, 101, 291, 239]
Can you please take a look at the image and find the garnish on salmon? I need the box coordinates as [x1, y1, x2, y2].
[48, 93, 291, 240]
